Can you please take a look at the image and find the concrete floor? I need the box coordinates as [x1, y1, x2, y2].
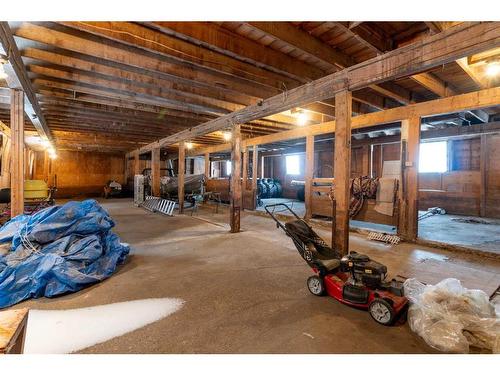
[11, 198, 500, 354]
[257, 198, 305, 217]
[418, 212, 500, 255]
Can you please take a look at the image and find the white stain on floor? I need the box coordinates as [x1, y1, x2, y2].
[24, 298, 184, 354]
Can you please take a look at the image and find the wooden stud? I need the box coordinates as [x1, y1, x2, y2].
[151, 147, 161, 197]
[304, 135, 314, 220]
[480, 134, 488, 217]
[333, 90, 352, 255]
[204, 152, 210, 179]
[10, 89, 24, 218]
[178, 141, 185, 214]
[252, 145, 258, 191]
[230, 124, 242, 233]
[398, 117, 421, 241]
[242, 146, 248, 191]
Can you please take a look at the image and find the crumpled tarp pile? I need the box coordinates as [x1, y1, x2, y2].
[404, 278, 500, 353]
[0, 199, 130, 308]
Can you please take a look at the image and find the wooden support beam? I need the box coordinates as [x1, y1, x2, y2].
[242, 146, 248, 191]
[480, 134, 488, 217]
[230, 124, 242, 233]
[133, 151, 140, 175]
[10, 89, 24, 218]
[178, 141, 185, 214]
[187, 87, 500, 157]
[0, 23, 52, 143]
[151, 147, 161, 197]
[251, 145, 258, 191]
[204, 152, 210, 179]
[333, 91, 352, 255]
[398, 117, 421, 241]
[304, 135, 314, 220]
[135, 22, 500, 152]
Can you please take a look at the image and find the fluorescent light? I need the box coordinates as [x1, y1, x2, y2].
[223, 132, 232, 141]
[486, 62, 500, 77]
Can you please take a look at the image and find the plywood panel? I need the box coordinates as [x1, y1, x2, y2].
[33, 150, 125, 198]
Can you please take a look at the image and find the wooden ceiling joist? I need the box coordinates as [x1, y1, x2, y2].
[0, 22, 53, 142]
[135, 22, 500, 153]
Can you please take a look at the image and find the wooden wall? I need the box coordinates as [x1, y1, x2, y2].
[484, 134, 500, 218]
[33, 150, 126, 198]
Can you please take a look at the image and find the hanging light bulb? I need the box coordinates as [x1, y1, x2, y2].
[486, 61, 500, 77]
[297, 111, 308, 126]
[223, 132, 232, 141]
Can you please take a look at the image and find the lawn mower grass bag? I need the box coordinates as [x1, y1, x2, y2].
[404, 278, 500, 353]
[0, 199, 130, 309]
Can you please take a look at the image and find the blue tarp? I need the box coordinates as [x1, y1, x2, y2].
[0, 199, 130, 308]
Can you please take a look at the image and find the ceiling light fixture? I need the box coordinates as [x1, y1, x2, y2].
[185, 142, 193, 150]
[223, 132, 232, 141]
[297, 111, 308, 126]
[486, 61, 500, 77]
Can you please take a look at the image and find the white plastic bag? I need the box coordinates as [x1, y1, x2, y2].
[404, 278, 500, 353]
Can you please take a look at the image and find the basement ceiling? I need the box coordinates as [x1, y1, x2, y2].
[0, 21, 498, 153]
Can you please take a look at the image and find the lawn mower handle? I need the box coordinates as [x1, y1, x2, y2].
[264, 203, 302, 230]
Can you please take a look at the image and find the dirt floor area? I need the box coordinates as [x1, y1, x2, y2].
[12, 198, 500, 354]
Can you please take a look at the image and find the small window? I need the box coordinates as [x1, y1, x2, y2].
[419, 141, 447, 173]
[226, 161, 232, 175]
[286, 155, 300, 175]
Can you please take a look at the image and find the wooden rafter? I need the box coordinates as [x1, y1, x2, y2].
[134, 22, 500, 153]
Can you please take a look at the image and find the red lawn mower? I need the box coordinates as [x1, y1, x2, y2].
[265, 203, 408, 326]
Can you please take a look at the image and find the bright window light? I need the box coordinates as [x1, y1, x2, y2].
[419, 141, 447, 173]
[226, 161, 232, 175]
[286, 155, 300, 175]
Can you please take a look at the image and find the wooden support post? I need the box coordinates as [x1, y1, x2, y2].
[178, 141, 185, 214]
[230, 124, 242, 233]
[10, 89, 24, 218]
[251, 145, 258, 191]
[151, 147, 161, 197]
[398, 117, 421, 241]
[42, 151, 49, 182]
[480, 134, 488, 217]
[333, 90, 352, 255]
[304, 135, 314, 220]
[242, 146, 248, 191]
[133, 151, 140, 175]
[204, 152, 210, 179]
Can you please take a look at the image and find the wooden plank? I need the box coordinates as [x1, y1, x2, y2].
[136, 22, 500, 152]
[178, 142, 185, 214]
[230, 124, 242, 233]
[304, 135, 314, 220]
[0, 22, 52, 143]
[0, 308, 28, 354]
[333, 90, 352, 255]
[10, 89, 24, 218]
[398, 117, 421, 241]
[151, 147, 161, 197]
